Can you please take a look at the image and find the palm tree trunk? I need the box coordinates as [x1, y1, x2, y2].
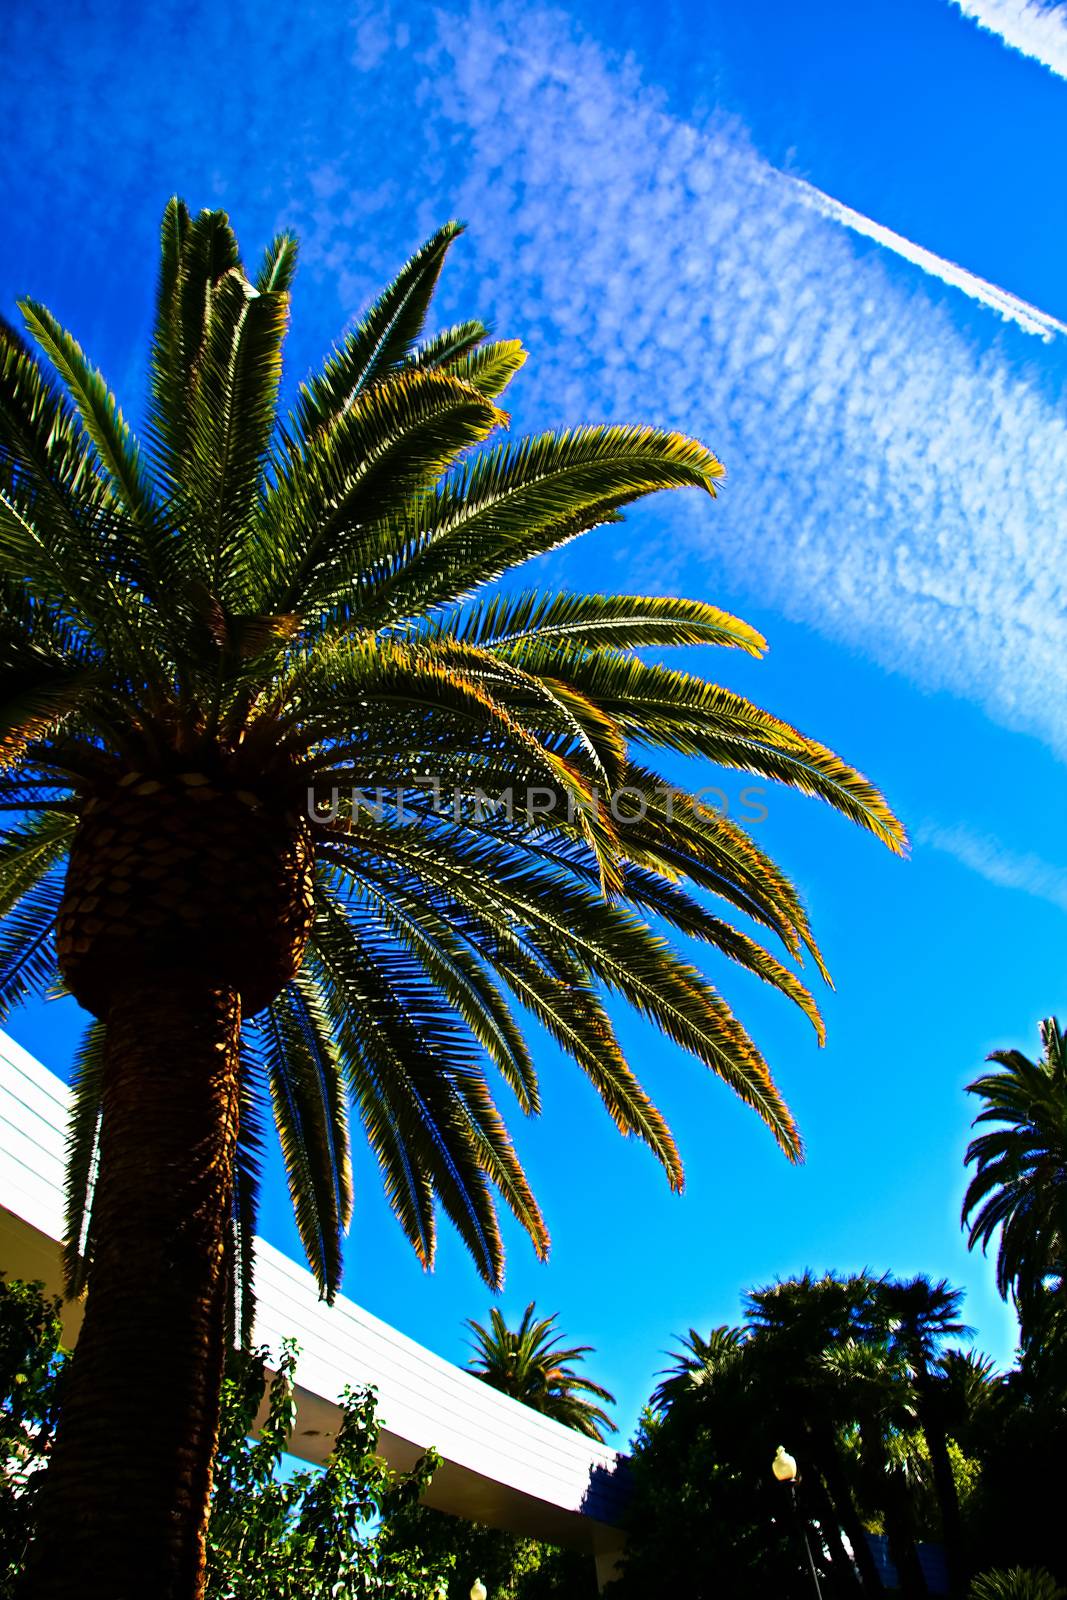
[883, 1467, 928, 1600]
[25, 976, 242, 1600]
[920, 1407, 966, 1597]
[814, 1439, 885, 1595]
[805, 1470, 865, 1596]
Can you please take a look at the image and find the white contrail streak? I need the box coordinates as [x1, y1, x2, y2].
[792, 175, 1067, 342]
[950, 0, 1067, 81]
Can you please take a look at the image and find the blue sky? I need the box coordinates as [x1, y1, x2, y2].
[4, 0, 1067, 1439]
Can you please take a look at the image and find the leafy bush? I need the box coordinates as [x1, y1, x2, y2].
[205, 1340, 445, 1599]
[0, 1277, 65, 1597]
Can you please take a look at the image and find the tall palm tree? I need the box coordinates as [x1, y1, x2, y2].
[962, 1018, 1067, 1325]
[880, 1276, 969, 1597]
[0, 201, 903, 1599]
[822, 1336, 928, 1598]
[465, 1301, 616, 1441]
[745, 1273, 888, 1595]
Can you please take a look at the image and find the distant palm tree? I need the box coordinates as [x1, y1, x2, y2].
[881, 1276, 970, 1597]
[962, 1019, 1067, 1322]
[0, 200, 902, 1597]
[465, 1302, 616, 1440]
[651, 1324, 746, 1413]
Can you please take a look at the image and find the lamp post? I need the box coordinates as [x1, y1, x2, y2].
[470, 1580, 488, 1600]
[771, 1446, 824, 1600]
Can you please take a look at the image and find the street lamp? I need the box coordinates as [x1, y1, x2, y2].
[771, 1446, 823, 1600]
[470, 1580, 488, 1600]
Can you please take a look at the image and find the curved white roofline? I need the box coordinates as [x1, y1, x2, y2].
[0, 1031, 627, 1585]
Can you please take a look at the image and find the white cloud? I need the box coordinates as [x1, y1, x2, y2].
[950, 0, 1067, 79]
[792, 177, 1067, 341]
[290, 1, 1067, 761]
[918, 821, 1067, 913]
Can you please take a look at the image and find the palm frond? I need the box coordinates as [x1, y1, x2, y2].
[343, 424, 725, 625]
[254, 976, 353, 1300]
[62, 1019, 106, 1297]
[421, 589, 766, 656]
[19, 300, 156, 529]
[294, 222, 464, 439]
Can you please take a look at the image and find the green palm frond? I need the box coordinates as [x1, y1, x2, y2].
[349, 424, 724, 625]
[232, 1043, 267, 1348]
[422, 337, 527, 400]
[255, 975, 354, 1300]
[0, 810, 75, 918]
[62, 1019, 106, 1298]
[420, 589, 766, 655]
[146, 202, 242, 498]
[309, 891, 547, 1287]
[294, 222, 464, 439]
[19, 300, 155, 530]
[0, 872, 62, 1020]
[179, 267, 291, 602]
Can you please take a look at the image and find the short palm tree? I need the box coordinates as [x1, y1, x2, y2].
[0, 201, 902, 1598]
[465, 1301, 616, 1440]
[962, 1019, 1067, 1321]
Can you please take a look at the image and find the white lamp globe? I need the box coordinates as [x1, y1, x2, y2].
[772, 1445, 798, 1483]
[471, 1581, 488, 1600]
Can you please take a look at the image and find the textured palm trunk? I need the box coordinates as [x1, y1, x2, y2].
[24, 770, 314, 1597]
[919, 1406, 966, 1598]
[25, 977, 242, 1600]
[806, 1470, 864, 1596]
[812, 1435, 885, 1595]
[883, 1466, 928, 1600]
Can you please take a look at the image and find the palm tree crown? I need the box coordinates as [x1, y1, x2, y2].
[651, 1324, 747, 1413]
[0, 202, 904, 1305]
[962, 1018, 1067, 1314]
[465, 1302, 616, 1440]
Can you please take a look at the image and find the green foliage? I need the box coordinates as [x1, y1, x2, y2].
[970, 1571, 1067, 1600]
[615, 1270, 1000, 1599]
[205, 1341, 444, 1599]
[0, 1278, 65, 1597]
[0, 1282, 594, 1599]
[465, 1302, 616, 1441]
[0, 199, 904, 1316]
[381, 1504, 598, 1600]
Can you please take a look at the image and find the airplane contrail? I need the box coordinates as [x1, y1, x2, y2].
[792, 175, 1067, 343]
[950, 0, 1067, 82]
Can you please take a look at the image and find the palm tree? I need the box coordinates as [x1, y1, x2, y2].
[880, 1276, 970, 1597]
[962, 1019, 1067, 1326]
[465, 1302, 616, 1440]
[651, 1324, 747, 1413]
[0, 200, 903, 1598]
